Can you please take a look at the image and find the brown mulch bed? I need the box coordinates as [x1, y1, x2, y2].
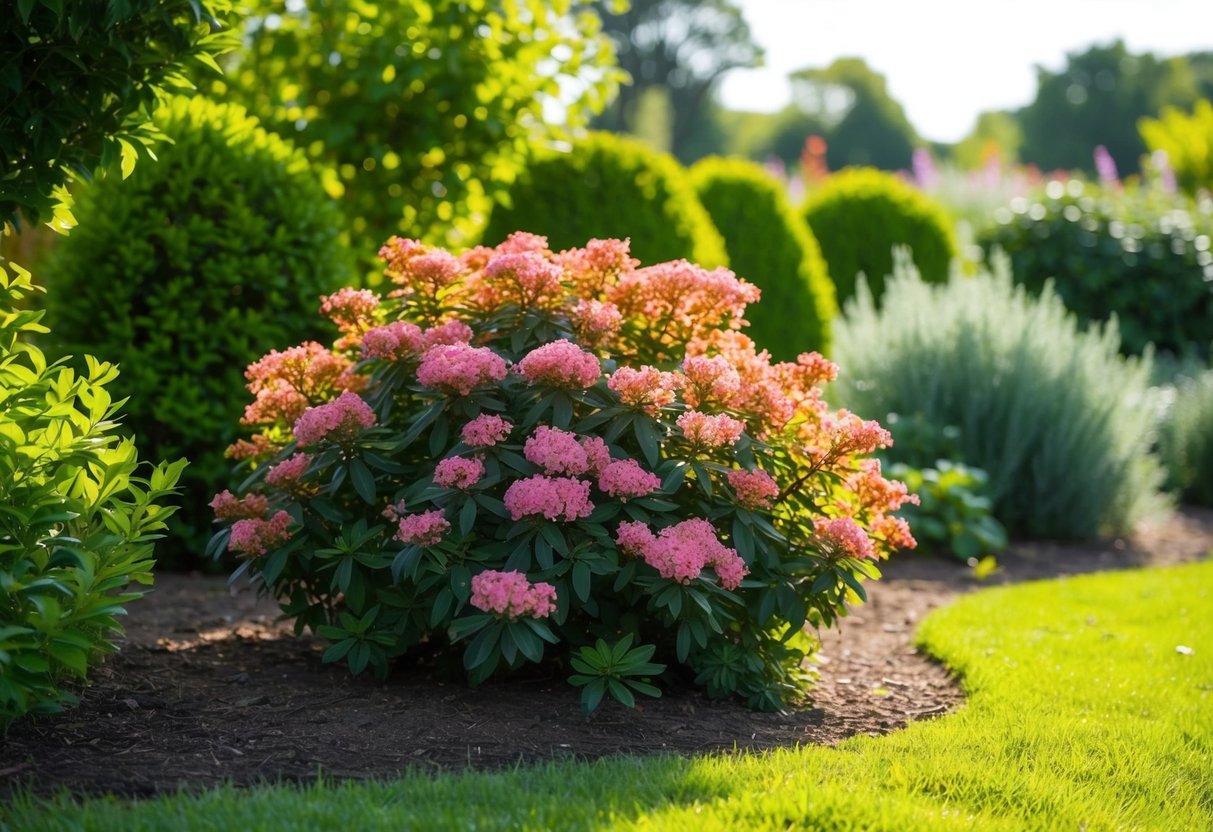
[4, 507, 1211, 799]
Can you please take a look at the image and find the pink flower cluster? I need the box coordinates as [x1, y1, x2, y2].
[614, 519, 747, 590]
[379, 237, 464, 297]
[572, 299, 623, 350]
[265, 453, 313, 489]
[434, 456, 485, 489]
[814, 516, 876, 561]
[524, 426, 592, 476]
[422, 320, 474, 347]
[503, 475, 594, 522]
[416, 343, 508, 396]
[677, 410, 745, 449]
[727, 468, 780, 509]
[470, 570, 557, 620]
[293, 390, 376, 447]
[608, 366, 681, 414]
[242, 342, 362, 427]
[228, 511, 293, 557]
[516, 340, 601, 389]
[597, 459, 661, 501]
[461, 414, 513, 447]
[681, 356, 741, 409]
[320, 287, 379, 333]
[209, 490, 268, 521]
[362, 321, 424, 361]
[558, 238, 637, 296]
[483, 252, 565, 309]
[395, 509, 451, 546]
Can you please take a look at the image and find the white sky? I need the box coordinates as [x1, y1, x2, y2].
[718, 0, 1213, 143]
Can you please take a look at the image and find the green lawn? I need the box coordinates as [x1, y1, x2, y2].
[6, 561, 1211, 831]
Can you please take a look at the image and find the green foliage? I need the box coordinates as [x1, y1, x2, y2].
[888, 462, 1008, 561]
[219, 0, 621, 253]
[0, 0, 238, 231]
[1017, 39, 1202, 177]
[1140, 99, 1213, 195]
[952, 110, 1023, 170]
[979, 179, 1213, 357]
[568, 634, 665, 714]
[832, 250, 1167, 539]
[790, 58, 919, 172]
[483, 132, 728, 268]
[689, 157, 836, 359]
[1159, 369, 1213, 507]
[0, 261, 185, 727]
[802, 167, 958, 304]
[42, 96, 351, 564]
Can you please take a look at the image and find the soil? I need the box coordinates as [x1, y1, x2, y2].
[3, 507, 1211, 799]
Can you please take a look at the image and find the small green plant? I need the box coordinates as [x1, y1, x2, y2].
[980, 179, 1213, 357]
[832, 249, 1166, 540]
[802, 167, 957, 305]
[888, 462, 1008, 561]
[43, 96, 352, 564]
[0, 261, 185, 727]
[568, 635, 665, 714]
[1159, 368, 1213, 507]
[483, 132, 728, 269]
[689, 157, 837, 359]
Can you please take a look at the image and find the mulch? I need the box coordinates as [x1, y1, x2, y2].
[4, 507, 1211, 799]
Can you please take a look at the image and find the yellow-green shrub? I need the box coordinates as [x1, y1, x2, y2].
[1140, 99, 1213, 196]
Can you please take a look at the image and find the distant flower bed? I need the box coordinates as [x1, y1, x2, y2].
[210, 233, 914, 712]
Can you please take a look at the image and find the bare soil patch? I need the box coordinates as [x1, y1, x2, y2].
[4, 507, 1211, 798]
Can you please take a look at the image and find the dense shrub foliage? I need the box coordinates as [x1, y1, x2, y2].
[980, 180, 1213, 357]
[210, 233, 915, 712]
[0, 0, 237, 230]
[219, 0, 620, 250]
[0, 261, 184, 726]
[43, 97, 352, 562]
[802, 167, 957, 305]
[832, 250, 1166, 540]
[483, 133, 728, 269]
[1159, 369, 1213, 507]
[1140, 100, 1213, 196]
[689, 157, 837, 360]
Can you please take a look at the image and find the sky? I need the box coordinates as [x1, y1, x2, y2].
[718, 0, 1213, 143]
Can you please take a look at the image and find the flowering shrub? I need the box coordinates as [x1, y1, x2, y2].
[210, 233, 914, 712]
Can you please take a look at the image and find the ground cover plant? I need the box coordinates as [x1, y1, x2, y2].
[9, 559, 1210, 829]
[832, 250, 1166, 539]
[802, 166, 957, 305]
[0, 262, 184, 726]
[209, 232, 915, 712]
[42, 96, 352, 565]
[980, 178, 1213, 357]
[482, 133, 728, 268]
[689, 156, 837, 360]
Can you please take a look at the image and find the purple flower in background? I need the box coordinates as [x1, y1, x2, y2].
[1093, 145, 1119, 187]
[912, 148, 938, 190]
[1151, 149, 1177, 194]
[764, 154, 787, 183]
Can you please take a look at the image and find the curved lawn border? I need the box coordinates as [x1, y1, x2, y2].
[6, 561, 1211, 831]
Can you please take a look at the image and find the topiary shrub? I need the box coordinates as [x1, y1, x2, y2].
[979, 179, 1213, 357]
[208, 232, 915, 713]
[802, 167, 958, 305]
[1159, 369, 1213, 507]
[832, 249, 1166, 540]
[42, 96, 353, 565]
[0, 261, 185, 727]
[689, 157, 837, 360]
[482, 132, 728, 269]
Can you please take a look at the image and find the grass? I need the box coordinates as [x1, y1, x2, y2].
[6, 561, 1211, 831]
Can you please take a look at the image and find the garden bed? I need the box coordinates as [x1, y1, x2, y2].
[3, 507, 1210, 799]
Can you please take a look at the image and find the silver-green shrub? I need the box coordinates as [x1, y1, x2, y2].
[1159, 370, 1213, 507]
[832, 249, 1167, 539]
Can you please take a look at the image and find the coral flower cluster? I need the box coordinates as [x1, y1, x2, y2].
[470, 570, 557, 619]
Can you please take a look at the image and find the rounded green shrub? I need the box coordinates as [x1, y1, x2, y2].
[483, 132, 728, 268]
[832, 250, 1167, 540]
[43, 96, 353, 563]
[1160, 369, 1213, 507]
[689, 157, 837, 360]
[802, 167, 958, 304]
[979, 180, 1213, 357]
[1, 261, 185, 726]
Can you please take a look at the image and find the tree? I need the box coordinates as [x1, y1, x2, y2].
[219, 1, 621, 253]
[0, 0, 237, 232]
[953, 110, 1023, 170]
[1018, 40, 1200, 176]
[592, 0, 763, 162]
[789, 58, 918, 171]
